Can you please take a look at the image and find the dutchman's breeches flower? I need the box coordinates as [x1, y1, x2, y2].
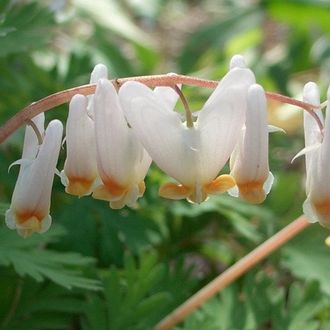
[61, 64, 108, 196]
[92, 79, 152, 209]
[119, 63, 256, 203]
[302, 83, 330, 228]
[5, 118, 63, 237]
[229, 84, 273, 204]
[61, 94, 98, 197]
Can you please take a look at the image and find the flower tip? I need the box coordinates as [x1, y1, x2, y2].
[229, 55, 247, 70]
[303, 82, 320, 104]
[90, 64, 108, 83]
[238, 182, 266, 204]
[248, 83, 264, 97]
[71, 93, 88, 108]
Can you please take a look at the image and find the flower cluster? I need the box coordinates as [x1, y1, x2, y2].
[5, 55, 328, 237]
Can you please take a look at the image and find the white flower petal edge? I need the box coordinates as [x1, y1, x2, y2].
[229, 84, 272, 204]
[61, 94, 98, 197]
[119, 63, 255, 203]
[87, 63, 108, 117]
[5, 119, 63, 237]
[92, 79, 151, 209]
[302, 83, 330, 228]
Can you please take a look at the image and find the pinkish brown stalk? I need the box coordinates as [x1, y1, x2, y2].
[0, 74, 319, 144]
[154, 216, 311, 330]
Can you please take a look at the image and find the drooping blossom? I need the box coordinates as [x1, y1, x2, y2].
[5, 118, 63, 237]
[302, 83, 330, 228]
[92, 79, 152, 209]
[119, 60, 256, 203]
[229, 84, 273, 204]
[61, 64, 107, 197]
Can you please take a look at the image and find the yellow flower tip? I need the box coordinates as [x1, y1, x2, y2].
[65, 177, 96, 197]
[159, 183, 192, 200]
[138, 181, 146, 196]
[237, 181, 266, 204]
[92, 176, 126, 202]
[313, 199, 330, 229]
[15, 212, 44, 238]
[204, 174, 236, 195]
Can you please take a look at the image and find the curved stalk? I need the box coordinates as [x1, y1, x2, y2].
[154, 216, 311, 330]
[0, 74, 318, 144]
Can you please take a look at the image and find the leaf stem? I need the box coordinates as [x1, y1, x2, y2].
[0, 74, 318, 144]
[153, 216, 311, 330]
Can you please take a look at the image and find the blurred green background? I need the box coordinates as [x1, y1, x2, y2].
[1, 0, 330, 329]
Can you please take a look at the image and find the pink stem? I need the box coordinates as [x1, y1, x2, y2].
[0, 74, 318, 144]
[154, 216, 311, 330]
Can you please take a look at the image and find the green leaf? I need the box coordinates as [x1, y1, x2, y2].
[0, 2, 56, 57]
[0, 224, 101, 290]
[282, 224, 330, 295]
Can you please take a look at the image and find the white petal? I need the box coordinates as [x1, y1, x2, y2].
[94, 79, 151, 186]
[291, 143, 321, 163]
[90, 64, 108, 83]
[230, 84, 269, 183]
[63, 94, 98, 195]
[316, 87, 330, 198]
[197, 72, 255, 183]
[87, 64, 109, 117]
[263, 171, 274, 195]
[268, 125, 285, 133]
[22, 113, 45, 160]
[302, 197, 319, 223]
[229, 54, 247, 69]
[119, 81, 199, 186]
[11, 120, 63, 216]
[153, 85, 180, 111]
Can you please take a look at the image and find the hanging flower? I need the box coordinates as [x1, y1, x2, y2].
[61, 64, 107, 197]
[5, 118, 63, 237]
[92, 79, 152, 209]
[119, 61, 256, 203]
[302, 83, 330, 228]
[61, 94, 99, 197]
[229, 83, 273, 204]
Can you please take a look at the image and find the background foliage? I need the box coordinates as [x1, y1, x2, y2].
[1, 0, 330, 329]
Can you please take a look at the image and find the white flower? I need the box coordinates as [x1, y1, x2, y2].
[119, 63, 256, 203]
[61, 94, 99, 197]
[302, 83, 330, 228]
[229, 83, 273, 204]
[5, 118, 63, 237]
[61, 64, 108, 196]
[92, 79, 152, 209]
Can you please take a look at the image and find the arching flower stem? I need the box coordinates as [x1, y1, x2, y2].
[154, 215, 311, 330]
[25, 119, 43, 145]
[172, 85, 194, 128]
[0, 74, 320, 144]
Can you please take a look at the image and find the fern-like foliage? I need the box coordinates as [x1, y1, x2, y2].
[177, 272, 330, 330]
[0, 220, 101, 290]
[81, 252, 197, 330]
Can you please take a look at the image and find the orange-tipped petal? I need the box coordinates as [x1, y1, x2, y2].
[237, 181, 266, 204]
[66, 177, 96, 197]
[312, 198, 330, 229]
[92, 179, 126, 202]
[159, 183, 191, 200]
[205, 174, 236, 195]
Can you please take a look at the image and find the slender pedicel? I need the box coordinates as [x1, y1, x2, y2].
[0, 75, 319, 144]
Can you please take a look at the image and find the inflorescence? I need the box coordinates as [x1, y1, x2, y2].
[2, 55, 329, 237]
